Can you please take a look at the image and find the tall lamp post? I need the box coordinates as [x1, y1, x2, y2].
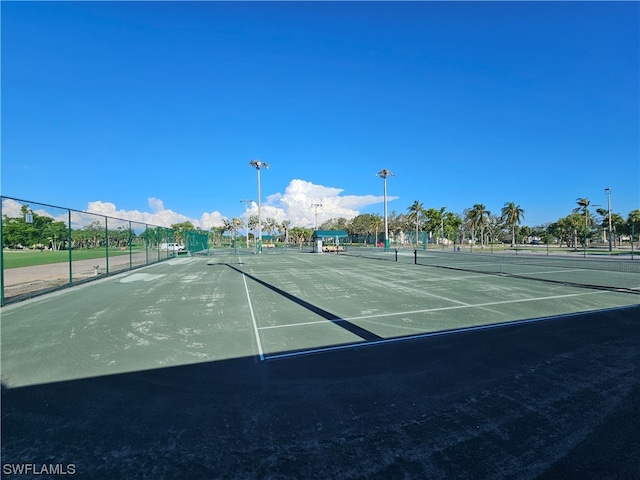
[249, 160, 269, 254]
[311, 203, 322, 231]
[605, 187, 612, 252]
[376, 168, 394, 252]
[240, 199, 253, 249]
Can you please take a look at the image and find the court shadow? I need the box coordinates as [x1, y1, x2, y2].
[2, 305, 639, 479]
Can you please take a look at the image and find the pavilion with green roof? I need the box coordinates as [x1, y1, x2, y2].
[312, 230, 348, 252]
[312, 230, 348, 242]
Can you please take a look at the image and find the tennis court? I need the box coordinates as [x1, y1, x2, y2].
[1, 249, 639, 478]
[2, 249, 638, 387]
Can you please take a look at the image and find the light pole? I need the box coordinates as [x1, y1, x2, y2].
[311, 203, 322, 231]
[376, 168, 394, 252]
[249, 160, 269, 254]
[605, 187, 612, 252]
[240, 199, 252, 249]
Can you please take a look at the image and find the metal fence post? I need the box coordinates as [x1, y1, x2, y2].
[68, 209, 73, 286]
[105, 216, 109, 275]
[1, 198, 5, 306]
[145, 225, 149, 265]
[546, 226, 550, 256]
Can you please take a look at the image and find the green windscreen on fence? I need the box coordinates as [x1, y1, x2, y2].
[184, 231, 209, 254]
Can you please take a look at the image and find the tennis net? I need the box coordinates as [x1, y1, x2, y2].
[345, 248, 640, 292]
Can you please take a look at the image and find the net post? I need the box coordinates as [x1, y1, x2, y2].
[414, 249, 417, 265]
[395, 248, 398, 262]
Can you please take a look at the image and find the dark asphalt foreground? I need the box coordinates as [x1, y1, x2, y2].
[2, 305, 639, 479]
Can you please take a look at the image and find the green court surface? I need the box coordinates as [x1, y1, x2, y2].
[1, 250, 638, 388]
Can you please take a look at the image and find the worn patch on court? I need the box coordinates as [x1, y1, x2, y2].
[119, 273, 166, 283]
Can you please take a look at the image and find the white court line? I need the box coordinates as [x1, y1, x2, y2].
[258, 289, 607, 331]
[242, 273, 264, 361]
[259, 319, 333, 330]
[501, 268, 586, 276]
[264, 305, 634, 361]
[346, 289, 608, 321]
[325, 264, 473, 306]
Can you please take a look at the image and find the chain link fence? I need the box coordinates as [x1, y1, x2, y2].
[184, 230, 209, 254]
[1, 196, 177, 306]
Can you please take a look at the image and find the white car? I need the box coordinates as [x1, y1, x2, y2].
[160, 242, 185, 251]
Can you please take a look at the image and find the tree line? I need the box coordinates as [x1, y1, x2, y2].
[6, 199, 638, 251]
[220, 199, 638, 249]
[185, 198, 640, 249]
[333, 199, 639, 248]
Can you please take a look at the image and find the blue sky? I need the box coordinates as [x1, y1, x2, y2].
[2, 1, 638, 229]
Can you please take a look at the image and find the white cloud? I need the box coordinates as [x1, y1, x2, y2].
[84, 200, 225, 229]
[148, 197, 164, 213]
[242, 179, 395, 228]
[199, 211, 226, 229]
[1, 198, 26, 218]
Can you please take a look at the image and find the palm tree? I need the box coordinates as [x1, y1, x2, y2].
[370, 215, 384, 246]
[264, 217, 279, 244]
[438, 207, 446, 245]
[595, 207, 609, 243]
[229, 217, 242, 247]
[280, 219, 291, 245]
[501, 202, 525, 246]
[468, 204, 491, 247]
[247, 215, 259, 246]
[407, 200, 424, 246]
[290, 226, 313, 249]
[221, 219, 235, 247]
[210, 226, 224, 247]
[628, 210, 640, 248]
[573, 198, 591, 246]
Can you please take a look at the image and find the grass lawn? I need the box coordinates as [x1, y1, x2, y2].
[2, 248, 147, 268]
